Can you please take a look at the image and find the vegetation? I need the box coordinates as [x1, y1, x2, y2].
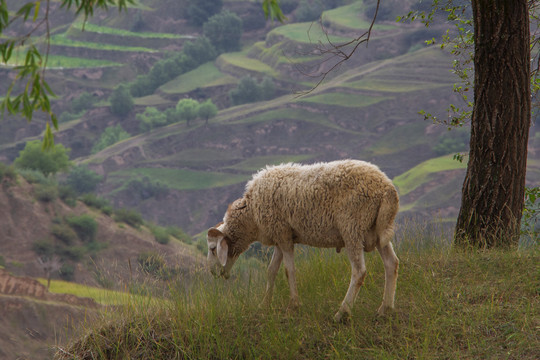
[65, 214, 98, 243]
[92, 125, 131, 154]
[203, 11, 243, 53]
[64, 165, 104, 194]
[229, 76, 276, 105]
[114, 208, 144, 229]
[14, 141, 71, 177]
[109, 85, 134, 117]
[186, 0, 223, 26]
[55, 241, 539, 359]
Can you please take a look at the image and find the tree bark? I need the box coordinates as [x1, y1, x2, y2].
[455, 0, 531, 248]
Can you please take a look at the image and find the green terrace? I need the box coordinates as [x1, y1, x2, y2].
[50, 33, 157, 53]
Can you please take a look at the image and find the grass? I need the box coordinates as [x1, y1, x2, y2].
[269, 22, 352, 44]
[393, 155, 468, 197]
[55, 238, 539, 359]
[38, 278, 146, 306]
[70, 22, 188, 39]
[160, 62, 237, 94]
[297, 92, 393, 107]
[217, 51, 280, 77]
[322, 1, 397, 31]
[50, 33, 157, 53]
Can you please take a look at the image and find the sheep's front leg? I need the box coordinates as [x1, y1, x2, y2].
[281, 244, 300, 310]
[334, 246, 366, 322]
[261, 246, 283, 307]
[376, 242, 399, 315]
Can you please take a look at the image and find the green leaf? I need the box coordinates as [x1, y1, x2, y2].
[33, 1, 41, 22]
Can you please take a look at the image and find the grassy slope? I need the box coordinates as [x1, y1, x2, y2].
[55, 244, 540, 359]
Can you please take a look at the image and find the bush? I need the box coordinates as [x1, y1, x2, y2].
[114, 208, 144, 228]
[166, 226, 192, 244]
[59, 263, 75, 281]
[0, 255, 6, 267]
[109, 84, 134, 117]
[229, 76, 261, 105]
[51, 224, 77, 245]
[34, 184, 58, 202]
[92, 125, 131, 154]
[72, 91, 99, 114]
[66, 215, 98, 242]
[14, 140, 71, 177]
[151, 226, 170, 245]
[186, 0, 223, 26]
[58, 185, 77, 207]
[57, 245, 87, 261]
[0, 162, 17, 183]
[126, 177, 169, 200]
[32, 239, 55, 257]
[64, 165, 103, 194]
[80, 193, 111, 210]
[433, 129, 469, 156]
[203, 11, 243, 53]
[17, 169, 53, 185]
[295, 0, 324, 22]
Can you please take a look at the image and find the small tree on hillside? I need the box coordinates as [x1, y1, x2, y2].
[137, 107, 167, 132]
[203, 11, 243, 53]
[109, 84, 134, 117]
[64, 165, 103, 195]
[14, 140, 71, 177]
[198, 99, 218, 125]
[186, 0, 223, 26]
[176, 98, 200, 126]
[229, 76, 261, 105]
[92, 125, 131, 153]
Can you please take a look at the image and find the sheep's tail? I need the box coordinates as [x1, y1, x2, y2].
[375, 187, 399, 248]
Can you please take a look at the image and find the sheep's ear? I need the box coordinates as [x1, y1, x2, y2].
[217, 237, 229, 267]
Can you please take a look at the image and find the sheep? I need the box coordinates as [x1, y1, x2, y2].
[207, 160, 399, 322]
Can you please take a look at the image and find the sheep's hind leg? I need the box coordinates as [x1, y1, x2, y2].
[281, 244, 300, 310]
[334, 246, 366, 323]
[376, 242, 399, 315]
[261, 246, 283, 307]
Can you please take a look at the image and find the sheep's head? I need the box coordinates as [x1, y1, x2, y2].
[207, 225, 235, 279]
[206, 199, 251, 279]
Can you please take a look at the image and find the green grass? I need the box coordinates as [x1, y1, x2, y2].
[108, 168, 250, 191]
[160, 62, 237, 94]
[298, 92, 393, 107]
[218, 51, 280, 77]
[322, 1, 397, 31]
[393, 155, 468, 196]
[50, 33, 157, 53]
[269, 22, 353, 44]
[70, 22, 187, 39]
[38, 278, 146, 306]
[1, 51, 122, 68]
[55, 242, 539, 359]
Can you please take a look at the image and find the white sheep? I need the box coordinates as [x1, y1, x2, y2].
[207, 160, 399, 321]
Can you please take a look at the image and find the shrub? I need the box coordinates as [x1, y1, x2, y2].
[59, 263, 75, 281]
[0, 255, 5, 267]
[71, 91, 99, 114]
[0, 162, 17, 183]
[166, 226, 192, 244]
[151, 226, 170, 244]
[58, 185, 77, 207]
[126, 177, 169, 200]
[66, 215, 98, 242]
[295, 0, 324, 22]
[32, 239, 55, 257]
[14, 140, 71, 177]
[17, 169, 52, 185]
[58, 245, 87, 261]
[80, 193, 110, 210]
[186, 0, 223, 26]
[34, 184, 59, 202]
[109, 84, 134, 117]
[229, 76, 261, 105]
[114, 208, 144, 228]
[92, 125, 131, 154]
[203, 11, 243, 53]
[51, 223, 77, 245]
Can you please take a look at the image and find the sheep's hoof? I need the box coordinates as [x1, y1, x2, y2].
[287, 299, 300, 312]
[377, 305, 394, 316]
[333, 311, 350, 324]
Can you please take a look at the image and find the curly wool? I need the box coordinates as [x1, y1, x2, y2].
[226, 159, 399, 253]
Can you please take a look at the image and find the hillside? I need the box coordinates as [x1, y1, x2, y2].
[0, 0, 538, 235]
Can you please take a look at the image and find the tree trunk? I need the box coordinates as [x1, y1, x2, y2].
[455, 0, 531, 248]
